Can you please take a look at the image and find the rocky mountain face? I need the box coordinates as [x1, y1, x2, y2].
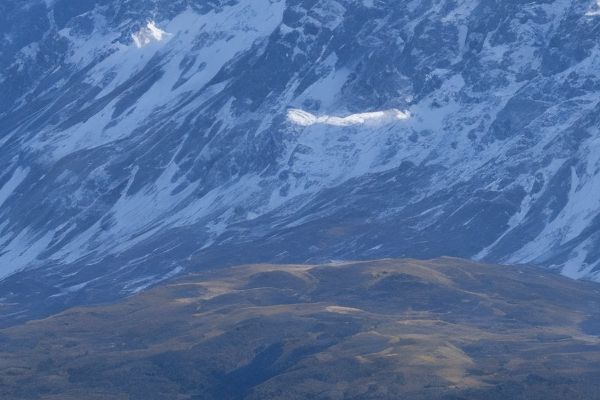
[1, 0, 600, 322]
[2, 258, 600, 399]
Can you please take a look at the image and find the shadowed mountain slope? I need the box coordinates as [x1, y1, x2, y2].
[3, 0, 600, 323]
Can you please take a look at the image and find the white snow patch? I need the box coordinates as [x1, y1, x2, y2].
[587, 0, 600, 16]
[0, 229, 53, 279]
[132, 21, 171, 48]
[287, 108, 410, 127]
[292, 54, 350, 109]
[126, 265, 184, 294]
[0, 167, 29, 209]
[560, 241, 595, 279]
[362, 0, 375, 8]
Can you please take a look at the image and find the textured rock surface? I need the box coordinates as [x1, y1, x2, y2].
[2, 0, 600, 321]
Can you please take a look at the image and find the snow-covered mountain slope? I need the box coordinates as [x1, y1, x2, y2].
[1, 0, 600, 321]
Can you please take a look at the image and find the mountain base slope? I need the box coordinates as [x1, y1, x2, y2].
[1, 258, 600, 399]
